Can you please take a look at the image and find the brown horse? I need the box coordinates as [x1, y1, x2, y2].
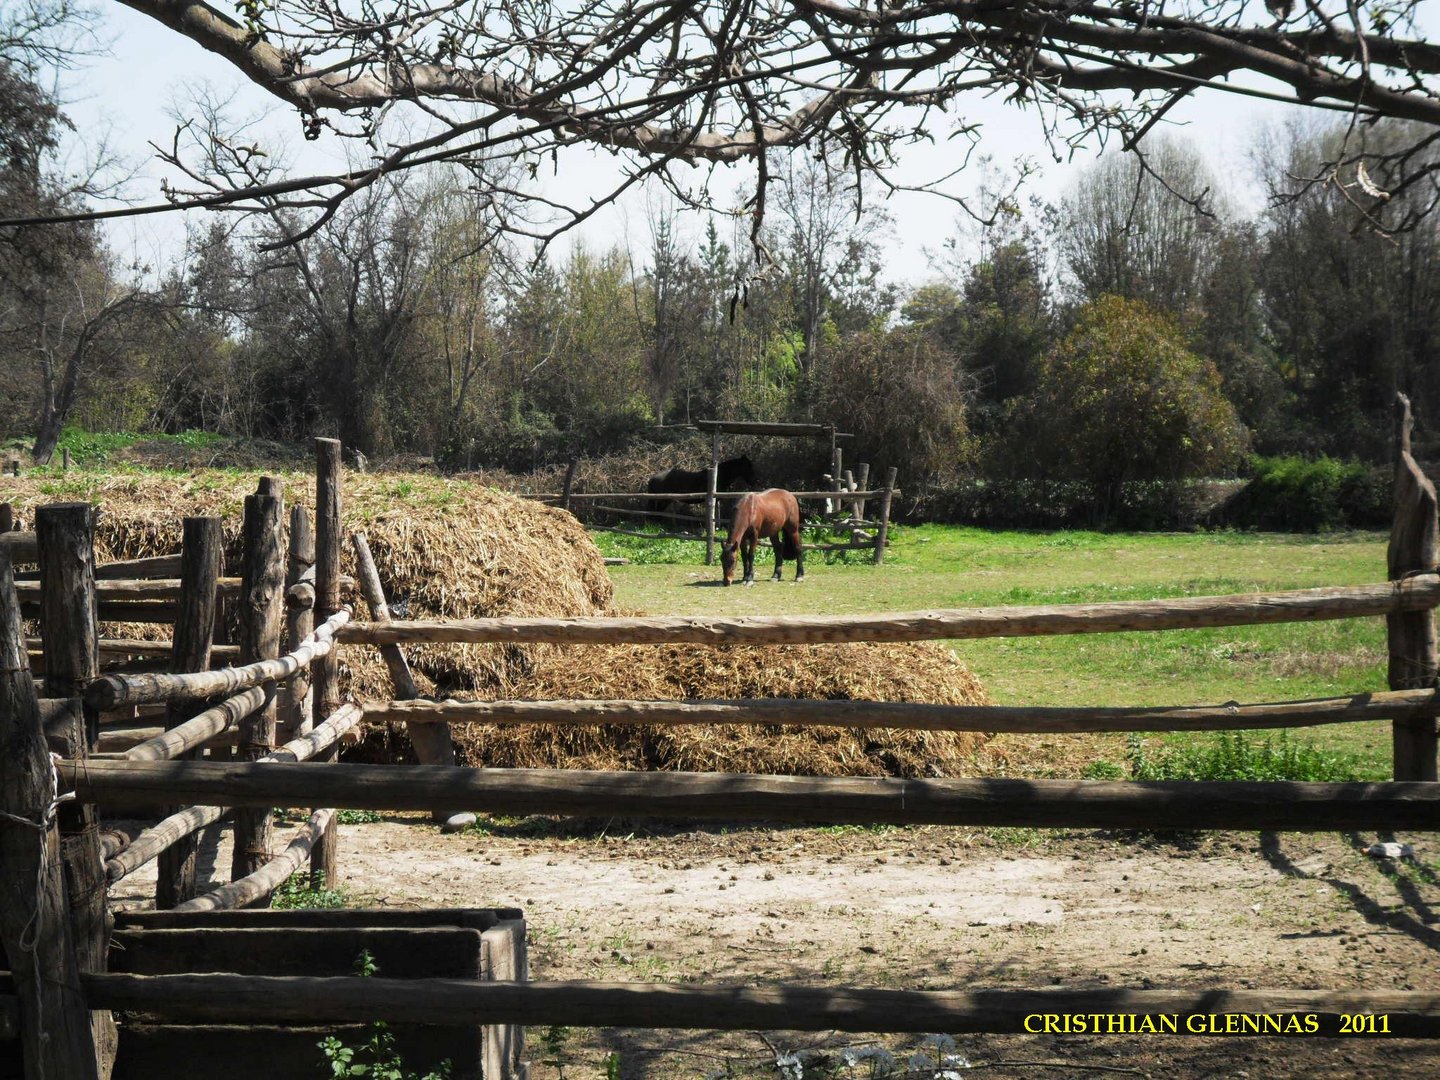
[721, 489, 804, 586]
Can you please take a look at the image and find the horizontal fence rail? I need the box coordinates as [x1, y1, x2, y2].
[531, 489, 896, 502]
[104, 705, 362, 882]
[11, 974, 1436, 1036]
[363, 688, 1440, 733]
[60, 761, 1440, 832]
[85, 608, 351, 710]
[336, 578, 1440, 648]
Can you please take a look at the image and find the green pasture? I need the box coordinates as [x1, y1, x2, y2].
[594, 524, 1395, 779]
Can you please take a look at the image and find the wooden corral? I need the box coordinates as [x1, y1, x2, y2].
[529, 419, 900, 564]
[2, 395, 1439, 1080]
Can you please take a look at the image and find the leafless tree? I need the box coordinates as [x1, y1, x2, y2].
[3, 0, 1434, 242]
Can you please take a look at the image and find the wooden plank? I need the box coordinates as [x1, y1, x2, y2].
[184, 809, 332, 913]
[113, 1024, 481, 1080]
[111, 927, 483, 979]
[1389, 393, 1439, 781]
[35, 503, 115, 1073]
[874, 466, 898, 566]
[12, 578, 241, 600]
[0, 548, 100, 1079]
[533, 489, 892, 501]
[60, 760, 1440, 832]
[363, 688, 1440, 733]
[234, 482, 285, 885]
[281, 505, 315, 740]
[113, 908, 523, 932]
[126, 687, 268, 762]
[84, 609, 349, 710]
[28, 638, 241, 661]
[157, 517, 222, 910]
[104, 706, 361, 882]
[336, 577, 1440, 647]
[55, 974, 1440, 1036]
[693, 420, 851, 438]
[353, 531, 470, 829]
[0, 531, 37, 563]
[311, 438, 344, 890]
[481, 920, 528, 1080]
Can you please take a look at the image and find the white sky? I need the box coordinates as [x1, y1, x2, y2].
[59, 2, 1414, 286]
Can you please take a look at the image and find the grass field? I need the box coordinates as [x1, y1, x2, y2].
[593, 523, 1395, 779]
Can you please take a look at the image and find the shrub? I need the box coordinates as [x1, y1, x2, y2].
[1221, 454, 1390, 531]
[1126, 732, 1366, 783]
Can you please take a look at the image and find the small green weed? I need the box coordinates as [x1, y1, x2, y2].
[273, 870, 349, 910]
[317, 952, 452, 1079]
[337, 808, 384, 825]
[1126, 731, 1366, 782]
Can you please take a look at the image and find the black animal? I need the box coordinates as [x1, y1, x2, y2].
[646, 454, 758, 515]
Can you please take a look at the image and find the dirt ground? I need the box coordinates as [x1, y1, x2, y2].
[111, 816, 1440, 1079]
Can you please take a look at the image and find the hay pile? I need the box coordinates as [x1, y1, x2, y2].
[450, 640, 990, 777]
[2, 471, 610, 697]
[7, 467, 992, 777]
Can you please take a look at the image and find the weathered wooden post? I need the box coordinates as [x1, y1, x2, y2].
[0, 503, 12, 533]
[353, 531, 474, 832]
[233, 480, 285, 887]
[560, 457, 578, 514]
[62, 448, 71, 471]
[282, 504, 316, 740]
[311, 439, 344, 888]
[855, 462, 870, 522]
[704, 429, 721, 565]
[35, 502, 115, 1073]
[830, 446, 844, 519]
[873, 467, 898, 566]
[1388, 393, 1439, 782]
[0, 549, 100, 1080]
[156, 516, 222, 909]
[704, 462, 719, 567]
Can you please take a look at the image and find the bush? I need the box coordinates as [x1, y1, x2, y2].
[1222, 454, 1390, 531]
[1126, 732, 1366, 782]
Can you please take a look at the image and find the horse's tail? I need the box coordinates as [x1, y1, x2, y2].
[781, 494, 801, 559]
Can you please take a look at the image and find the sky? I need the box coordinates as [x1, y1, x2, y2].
[58, 2, 1398, 286]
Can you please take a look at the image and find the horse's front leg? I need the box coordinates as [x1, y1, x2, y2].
[740, 538, 754, 585]
[770, 536, 784, 581]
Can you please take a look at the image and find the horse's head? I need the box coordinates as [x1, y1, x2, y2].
[720, 541, 738, 585]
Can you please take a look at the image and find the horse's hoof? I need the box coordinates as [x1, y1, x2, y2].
[722, 580, 730, 588]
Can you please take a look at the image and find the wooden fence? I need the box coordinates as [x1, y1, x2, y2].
[3, 400, 1440, 1079]
[528, 461, 900, 565]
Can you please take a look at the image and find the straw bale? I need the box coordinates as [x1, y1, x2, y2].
[442, 641, 991, 778]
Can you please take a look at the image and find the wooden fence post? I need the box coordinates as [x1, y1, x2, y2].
[282, 505, 316, 740]
[353, 531, 474, 832]
[704, 461, 719, 567]
[311, 439, 344, 888]
[35, 501, 115, 1074]
[560, 458, 578, 514]
[156, 517, 222, 910]
[855, 463, 870, 522]
[874, 467, 898, 566]
[0, 503, 11, 533]
[0, 550, 100, 1080]
[1388, 393, 1439, 782]
[233, 481, 285, 887]
[62, 448, 71, 471]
